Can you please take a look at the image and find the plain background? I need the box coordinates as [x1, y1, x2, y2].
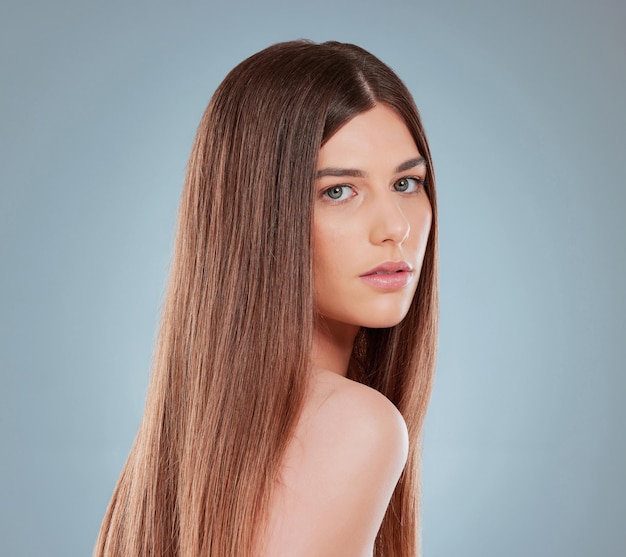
[1, 0, 624, 555]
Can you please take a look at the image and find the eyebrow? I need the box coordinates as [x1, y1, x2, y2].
[315, 157, 426, 179]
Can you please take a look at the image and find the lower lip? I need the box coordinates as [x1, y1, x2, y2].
[359, 271, 413, 291]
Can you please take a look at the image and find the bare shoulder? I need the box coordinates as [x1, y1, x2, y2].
[306, 369, 409, 463]
[260, 369, 408, 557]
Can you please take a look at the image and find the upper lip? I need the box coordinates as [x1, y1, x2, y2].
[360, 261, 413, 276]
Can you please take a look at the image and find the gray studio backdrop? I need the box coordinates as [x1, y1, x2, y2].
[1, 1, 624, 556]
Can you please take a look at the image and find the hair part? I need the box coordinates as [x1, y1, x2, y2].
[95, 39, 438, 557]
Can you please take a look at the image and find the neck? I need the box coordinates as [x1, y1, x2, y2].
[311, 317, 360, 377]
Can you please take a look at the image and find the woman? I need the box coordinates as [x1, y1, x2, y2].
[95, 40, 438, 557]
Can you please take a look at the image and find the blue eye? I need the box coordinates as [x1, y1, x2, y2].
[323, 185, 352, 201]
[393, 177, 423, 193]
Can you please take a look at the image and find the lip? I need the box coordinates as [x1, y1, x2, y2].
[359, 261, 414, 291]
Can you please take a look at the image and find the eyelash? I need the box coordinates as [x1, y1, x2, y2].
[322, 184, 353, 202]
[321, 176, 425, 202]
[393, 176, 425, 193]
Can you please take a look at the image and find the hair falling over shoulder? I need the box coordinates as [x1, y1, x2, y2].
[95, 40, 438, 557]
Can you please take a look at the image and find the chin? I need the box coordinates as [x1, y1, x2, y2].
[318, 295, 415, 331]
[360, 315, 408, 329]
[355, 304, 413, 329]
[366, 297, 415, 328]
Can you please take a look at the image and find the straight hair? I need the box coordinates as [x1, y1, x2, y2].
[95, 39, 438, 557]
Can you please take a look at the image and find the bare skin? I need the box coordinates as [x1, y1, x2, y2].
[259, 104, 432, 556]
[261, 367, 409, 557]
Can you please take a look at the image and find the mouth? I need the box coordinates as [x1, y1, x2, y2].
[360, 261, 413, 277]
[359, 261, 414, 291]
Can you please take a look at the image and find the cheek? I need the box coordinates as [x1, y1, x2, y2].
[312, 216, 358, 288]
[312, 224, 341, 282]
[410, 198, 433, 251]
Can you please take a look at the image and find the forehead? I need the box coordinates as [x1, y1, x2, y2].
[317, 104, 419, 168]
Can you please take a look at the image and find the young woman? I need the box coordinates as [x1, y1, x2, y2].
[95, 40, 438, 557]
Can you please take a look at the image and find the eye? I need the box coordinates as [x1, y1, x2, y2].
[393, 177, 423, 193]
[323, 185, 353, 201]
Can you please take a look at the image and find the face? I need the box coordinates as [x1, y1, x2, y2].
[313, 103, 432, 332]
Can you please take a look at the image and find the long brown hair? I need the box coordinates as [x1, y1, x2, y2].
[95, 40, 438, 557]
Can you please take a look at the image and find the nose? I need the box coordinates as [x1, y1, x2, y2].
[369, 194, 411, 246]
